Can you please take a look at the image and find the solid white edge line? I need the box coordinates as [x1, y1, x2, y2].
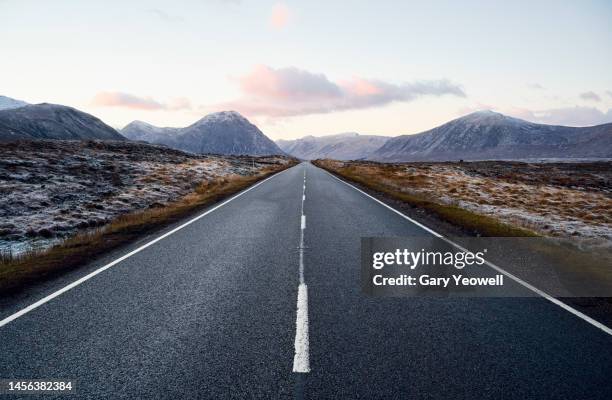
[325, 172, 442, 238]
[292, 283, 310, 373]
[322, 168, 612, 336]
[301, 215, 306, 230]
[0, 166, 296, 329]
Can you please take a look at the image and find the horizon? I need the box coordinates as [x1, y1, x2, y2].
[120, 107, 612, 140]
[4, 97, 612, 140]
[1, 0, 611, 139]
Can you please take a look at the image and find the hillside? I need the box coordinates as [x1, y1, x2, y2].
[0, 95, 29, 111]
[369, 110, 612, 162]
[0, 103, 125, 142]
[121, 111, 284, 156]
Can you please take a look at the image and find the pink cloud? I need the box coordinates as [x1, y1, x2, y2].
[91, 91, 191, 111]
[270, 3, 290, 29]
[215, 65, 465, 117]
[237, 65, 341, 101]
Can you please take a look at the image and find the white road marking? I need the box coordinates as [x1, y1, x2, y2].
[325, 172, 442, 238]
[0, 167, 295, 329]
[323, 169, 612, 336]
[293, 167, 310, 372]
[292, 283, 310, 373]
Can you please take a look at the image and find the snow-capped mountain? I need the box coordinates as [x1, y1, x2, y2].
[121, 111, 285, 156]
[0, 95, 29, 111]
[0, 103, 125, 142]
[369, 110, 612, 162]
[121, 120, 180, 143]
[277, 132, 390, 160]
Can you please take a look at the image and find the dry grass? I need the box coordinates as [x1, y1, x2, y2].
[315, 159, 612, 241]
[0, 164, 294, 293]
[314, 159, 538, 237]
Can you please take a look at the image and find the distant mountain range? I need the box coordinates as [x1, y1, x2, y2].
[1, 93, 609, 161]
[279, 111, 611, 162]
[276, 132, 390, 160]
[369, 110, 612, 161]
[0, 103, 125, 142]
[121, 111, 284, 156]
[0, 95, 29, 111]
[0, 95, 283, 156]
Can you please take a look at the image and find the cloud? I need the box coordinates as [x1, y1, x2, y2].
[606, 90, 612, 99]
[270, 3, 291, 29]
[237, 65, 341, 101]
[579, 91, 601, 102]
[91, 92, 191, 111]
[508, 106, 612, 126]
[214, 65, 465, 117]
[527, 83, 545, 90]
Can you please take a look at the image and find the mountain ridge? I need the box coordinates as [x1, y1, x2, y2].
[369, 110, 612, 162]
[122, 111, 285, 156]
[277, 132, 390, 160]
[0, 95, 29, 111]
[0, 103, 125, 142]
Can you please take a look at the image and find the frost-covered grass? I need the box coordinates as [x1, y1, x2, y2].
[0, 140, 294, 291]
[0, 140, 291, 255]
[315, 159, 612, 242]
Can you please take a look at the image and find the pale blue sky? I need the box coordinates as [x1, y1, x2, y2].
[1, 0, 611, 139]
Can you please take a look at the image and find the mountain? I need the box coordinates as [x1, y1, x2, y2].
[277, 132, 390, 160]
[121, 111, 285, 156]
[369, 110, 612, 162]
[0, 95, 29, 110]
[0, 103, 125, 142]
[121, 120, 180, 143]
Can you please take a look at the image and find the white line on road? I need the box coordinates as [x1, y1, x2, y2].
[292, 283, 310, 373]
[323, 169, 612, 336]
[0, 166, 295, 329]
[293, 167, 310, 373]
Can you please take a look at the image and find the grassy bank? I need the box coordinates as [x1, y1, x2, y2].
[313, 159, 537, 237]
[0, 163, 295, 293]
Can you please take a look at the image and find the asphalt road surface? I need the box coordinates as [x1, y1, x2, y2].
[0, 162, 611, 399]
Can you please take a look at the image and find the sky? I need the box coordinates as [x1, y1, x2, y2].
[1, 0, 611, 140]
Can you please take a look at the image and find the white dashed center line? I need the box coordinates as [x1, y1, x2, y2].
[293, 167, 310, 373]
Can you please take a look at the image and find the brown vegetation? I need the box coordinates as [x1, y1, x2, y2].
[313, 159, 612, 239]
[0, 163, 294, 293]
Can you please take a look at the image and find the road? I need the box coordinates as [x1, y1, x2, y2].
[0, 162, 611, 399]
